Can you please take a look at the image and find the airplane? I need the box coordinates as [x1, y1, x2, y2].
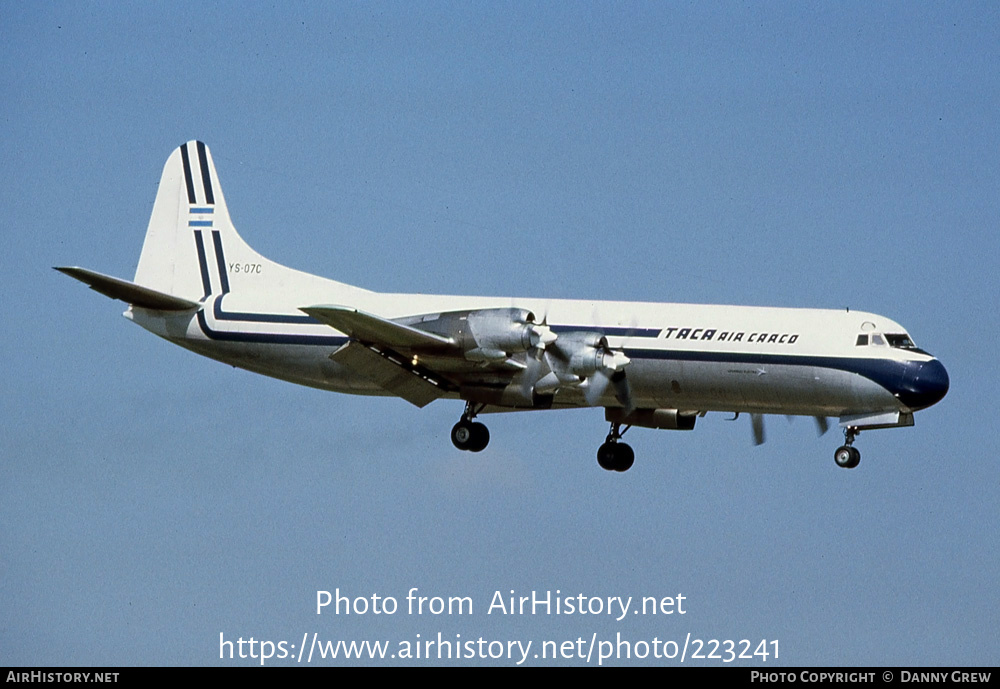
[57, 141, 949, 472]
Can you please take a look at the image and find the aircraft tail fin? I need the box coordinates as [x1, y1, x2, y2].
[134, 140, 269, 301]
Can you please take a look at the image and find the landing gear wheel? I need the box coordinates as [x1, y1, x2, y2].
[834, 427, 861, 469]
[614, 443, 635, 472]
[597, 442, 619, 470]
[468, 422, 489, 452]
[451, 403, 490, 452]
[597, 440, 635, 472]
[451, 421, 474, 451]
[597, 421, 635, 472]
[834, 445, 860, 469]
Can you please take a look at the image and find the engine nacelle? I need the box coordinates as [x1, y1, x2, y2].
[465, 308, 541, 354]
[460, 383, 553, 409]
[404, 307, 555, 360]
[605, 408, 697, 431]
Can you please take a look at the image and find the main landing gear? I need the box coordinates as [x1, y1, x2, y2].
[834, 427, 861, 469]
[597, 422, 634, 472]
[451, 402, 490, 452]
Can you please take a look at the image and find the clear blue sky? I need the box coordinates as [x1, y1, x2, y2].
[2, 1, 997, 666]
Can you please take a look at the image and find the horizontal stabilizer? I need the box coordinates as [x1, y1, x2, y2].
[329, 341, 447, 407]
[301, 305, 454, 351]
[55, 267, 201, 311]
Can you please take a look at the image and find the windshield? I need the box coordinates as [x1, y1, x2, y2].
[885, 333, 931, 356]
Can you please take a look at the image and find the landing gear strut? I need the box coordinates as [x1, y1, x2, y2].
[597, 422, 634, 472]
[452, 402, 490, 452]
[834, 427, 861, 469]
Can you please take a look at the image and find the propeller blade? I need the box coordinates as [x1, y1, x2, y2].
[610, 370, 634, 416]
[519, 349, 547, 398]
[751, 413, 766, 446]
[533, 371, 562, 394]
[814, 416, 830, 436]
[584, 369, 612, 406]
[782, 414, 830, 437]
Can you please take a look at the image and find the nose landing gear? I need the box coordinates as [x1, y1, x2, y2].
[834, 427, 861, 469]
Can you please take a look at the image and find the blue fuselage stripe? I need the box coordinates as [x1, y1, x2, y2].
[552, 324, 661, 338]
[192, 230, 321, 340]
[196, 310, 347, 346]
[213, 296, 317, 324]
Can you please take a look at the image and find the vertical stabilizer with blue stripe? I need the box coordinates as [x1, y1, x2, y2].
[134, 141, 261, 302]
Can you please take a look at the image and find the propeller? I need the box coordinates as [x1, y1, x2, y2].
[750, 413, 829, 445]
[814, 416, 830, 436]
[785, 414, 832, 436]
[518, 348, 564, 399]
[583, 361, 633, 409]
[517, 309, 558, 400]
[575, 340, 633, 410]
[509, 306, 635, 410]
[465, 308, 557, 359]
[611, 370, 635, 414]
[519, 309, 556, 352]
[527, 319, 557, 350]
[751, 413, 765, 446]
[519, 330, 633, 409]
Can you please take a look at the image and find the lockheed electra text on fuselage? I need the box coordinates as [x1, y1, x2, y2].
[58, 141, 949, 472]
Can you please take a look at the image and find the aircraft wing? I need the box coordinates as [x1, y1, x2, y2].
[300, 305, 455, 351]
[301, 304, 629, 412]
[303, 305, 461, 407]
[55, 267, 201, 311]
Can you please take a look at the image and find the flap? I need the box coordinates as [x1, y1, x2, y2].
[301, 305, 454, 351]
[329, 341, 449, 408]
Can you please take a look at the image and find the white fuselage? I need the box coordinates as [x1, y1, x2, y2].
[129, 271, 937, 421]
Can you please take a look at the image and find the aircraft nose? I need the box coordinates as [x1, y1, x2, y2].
[895, 359, 950, 411]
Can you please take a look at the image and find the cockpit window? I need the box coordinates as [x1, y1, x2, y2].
[886, 333, 931, 356]
[856, 334, 869, 346]
[871, 333, 885, 346]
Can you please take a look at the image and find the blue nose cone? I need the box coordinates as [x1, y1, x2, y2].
[896, 359, 950, 411]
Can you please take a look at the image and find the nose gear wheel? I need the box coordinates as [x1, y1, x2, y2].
[834, 427, 861, 469]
